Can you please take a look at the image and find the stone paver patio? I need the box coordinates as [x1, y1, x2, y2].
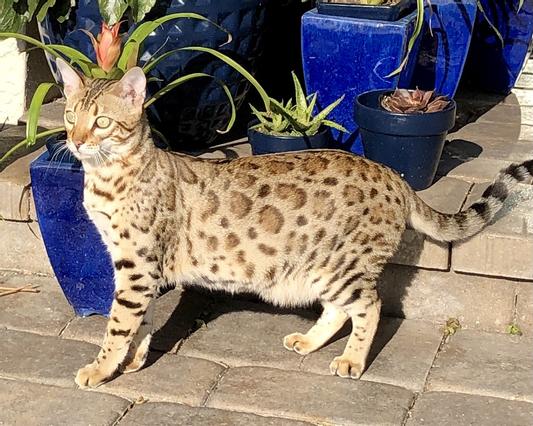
[0, 61, 533, 425]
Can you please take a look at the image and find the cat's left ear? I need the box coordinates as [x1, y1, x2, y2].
[113, 67, 146, 108]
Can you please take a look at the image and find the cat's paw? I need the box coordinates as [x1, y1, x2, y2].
[329, 356, 363, 379]
[75, 362, 113, 388]
[283, 333, 315, 355]
[122, 349, 149, 374]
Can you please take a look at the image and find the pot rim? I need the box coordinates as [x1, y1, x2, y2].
[247, 121, 331, 140]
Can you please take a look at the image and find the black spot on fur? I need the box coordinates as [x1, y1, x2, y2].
[131, 284, 149, 292]
[110, 328, 130, 337]
[483, 181, 508, 202]
[471, 202, 490, 220]
[114, 259, 136, 270]
[115, 297, 142, 309]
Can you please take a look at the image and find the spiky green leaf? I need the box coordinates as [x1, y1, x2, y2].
[26, 82, 61, 146]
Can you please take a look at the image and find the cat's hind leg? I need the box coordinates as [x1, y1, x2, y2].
[283, 302, 348, 355]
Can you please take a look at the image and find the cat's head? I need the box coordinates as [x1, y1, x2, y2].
[56, 59, 146, 164]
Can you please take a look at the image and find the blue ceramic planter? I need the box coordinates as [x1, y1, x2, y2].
[39, 0, 267, 149]
[464, 0, 533, 94]
[410, 0, 477, 98]
[30, 148, 114, 317]
[248, 125, 333, 155]
[301, 9, 421, 155]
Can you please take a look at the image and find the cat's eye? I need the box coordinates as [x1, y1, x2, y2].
[65, 111, 76, 124]
[95, 116, 112, 128]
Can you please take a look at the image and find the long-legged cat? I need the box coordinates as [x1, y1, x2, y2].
[55, 61, 533, 388]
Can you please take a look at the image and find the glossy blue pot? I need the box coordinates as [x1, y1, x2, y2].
[355, 89, 456, 191]
[30, 142, 114, 316]
[464, 0, 533, 94]
[410, 0, 478, 98]
[301, 9, 421, 156]
[39, 0, 267, 150]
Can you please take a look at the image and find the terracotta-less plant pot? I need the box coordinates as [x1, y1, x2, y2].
[355, 89, 456, 190]
[247, 125, 333, 155]
[317, 0, 415, 21]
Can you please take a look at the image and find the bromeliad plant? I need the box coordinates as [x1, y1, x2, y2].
[0, 13, 271, 162]
[250, 72, 347, 137]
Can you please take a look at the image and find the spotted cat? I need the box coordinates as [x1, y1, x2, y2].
[55, 60, 533, 388]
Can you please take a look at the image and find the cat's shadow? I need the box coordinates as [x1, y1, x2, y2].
[145, 232, 424, 371]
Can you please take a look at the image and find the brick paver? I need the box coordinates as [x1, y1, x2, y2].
[407, 392, 533, 426]
[427, 330, 533, 402]
[120, 403, 312, 426]
[207, 366, 414, 426]
[0, 379, 130, 426]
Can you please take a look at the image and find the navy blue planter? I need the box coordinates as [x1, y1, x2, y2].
[248, 125, 333, 155]
[410, 0, 477, 98]
[355, 89, 456, 190]
[301, 9, 421, 156]
[39, 0, 267, 149]
[30, 145, 114, 316]
[464, 0, 533, 94]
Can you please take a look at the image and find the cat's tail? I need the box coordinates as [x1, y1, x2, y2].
[407, 160, 533, 242]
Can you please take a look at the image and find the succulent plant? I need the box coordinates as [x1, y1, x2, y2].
[251, 72, 347, 137]
[380, 88, 450, 114]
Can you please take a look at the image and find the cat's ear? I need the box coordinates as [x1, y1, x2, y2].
[56, 58, 84, 98]
[113, 67, 146, 107]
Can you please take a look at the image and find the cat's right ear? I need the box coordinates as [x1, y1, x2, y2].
[56, 58, 84, 98]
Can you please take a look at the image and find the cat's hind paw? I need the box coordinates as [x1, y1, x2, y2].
[75, 361, 114, 388]
[329, 356, 363, 379]
[283, 333, 316, 355]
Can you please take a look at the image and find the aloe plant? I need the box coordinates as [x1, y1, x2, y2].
[251, 72, 347, 137]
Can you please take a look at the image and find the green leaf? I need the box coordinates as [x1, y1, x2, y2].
[128, 0, 156, 22]
[306, 92, 318, 118]
[26, 82, 61, 146]
[36, 0, 57, 22]
[0, 127, 65, 164]
[311, 94, 345, 124]
[180, 46, 270, 111]
[322, 119, 348, 133]
[292, 71, 307, 111]
[117, 40, 140, 71]
[0, 1, 26, 32]
[98, 0, 128, 25]
[476, 0, 504, 47]
[386, 0, 425, 78]
[144, 73, 236, 134]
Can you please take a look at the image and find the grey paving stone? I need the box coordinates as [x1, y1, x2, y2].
[452, 182, 533, 280]
[407, 391, 533, 426]
[301, 318, 442, 391]
[427, 330, 533, 402]
[516, 283, 533, 336]
[207, 366, 414, 426]
[509, 89, 533, 108]
[0, 271, 72, 336]
[448, 121, 524, 143]
[179, 300, 316, 371]
[62, 287, 211, 353]
[516, 73, 533, 90]
[121, 403, 312, 426]
[0, 378, 130, 426]
[0, 329, 99, 388]
[0, 220, 53, 275]
[476, 104, 523, 125]
[379, 265, 516, 333]
[437, 157, 512, 183]
[443, 134, 533, 163]
[100, 354, 225, 406]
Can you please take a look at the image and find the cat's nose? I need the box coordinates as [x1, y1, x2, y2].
[73, 140, 83, 148]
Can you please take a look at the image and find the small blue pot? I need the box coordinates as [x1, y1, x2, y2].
[410, 0, 478, 98]
[355, 89, 456, 190]
[30, 139, 114, 316]
[301, 9, 422, 156]
[248, 125, 333, 155]
[464, 0, 533, 94]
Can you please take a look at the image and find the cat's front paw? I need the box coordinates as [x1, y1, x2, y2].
[75, 361, 114, 388]
[329, 356, 363, 379]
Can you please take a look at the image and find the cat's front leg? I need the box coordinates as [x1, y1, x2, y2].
[75, 260, 155, 388]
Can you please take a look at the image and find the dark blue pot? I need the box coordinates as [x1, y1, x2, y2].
[316, 0, 415, 21]
[39, 0, 267, 149]
[248, 125, 333, 155]
[355, 89, 456, 190]
[30, 140, 114, 316]
[464, 0, 533, 94]
[301, 9, 422, 156]
[410, 0, 477, 98]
